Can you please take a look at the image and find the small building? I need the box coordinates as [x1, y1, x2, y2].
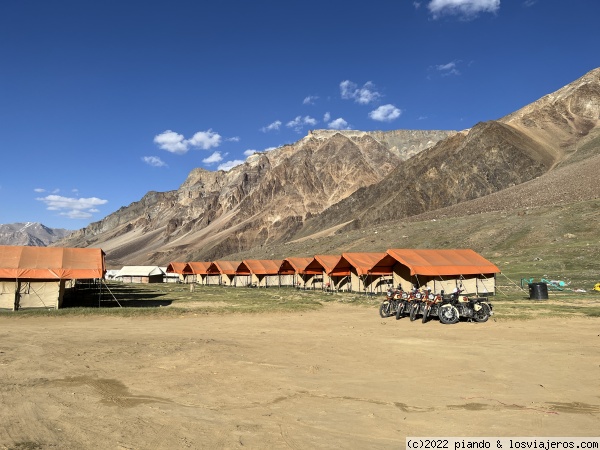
[0, 246, 106, 310]
[116, 266, 165, 284]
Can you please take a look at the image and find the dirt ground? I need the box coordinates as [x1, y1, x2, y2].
[1, 304, 599, 449]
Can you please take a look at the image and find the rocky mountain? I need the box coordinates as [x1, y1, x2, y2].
[0, 222, 73, 246]
[56, 67, 600, 266]
[57, 129, 454, 265]
[298, 67, 600, 236]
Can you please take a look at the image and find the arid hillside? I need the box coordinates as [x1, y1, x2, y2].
[56, 68, 600, 267]
[56, 130, 454, 265]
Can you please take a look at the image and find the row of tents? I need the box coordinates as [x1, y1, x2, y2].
[0, 245, 501, 311]
[166, 249, 501, 296]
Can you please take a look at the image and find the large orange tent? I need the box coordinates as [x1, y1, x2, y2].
[305, 255, 341, 290]
[238, 259, 283, 287]
[0, 246, 106, 310]
[279, 257, 314, 287]
[166, 262, 187, 282]
[182, 261, 212, 284]
[384, 249, 500, 295]
[340, 252, 391, 293]
[207, 260, 241, 286]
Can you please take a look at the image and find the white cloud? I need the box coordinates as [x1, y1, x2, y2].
[261, 120, 282, 132]
[37, 195, 108, 220]
[369, 104, 402, 122]
[218, 160, 245, 171]
[226, 136, 240, 142]
[244, 149, 257, 156]
[153, 129, 222, 154]
[34, 188, 45, 193]
[436, 61, 461, 76]
[303, 95, 319, 105]
[340, 80, 382, 105]
[203, 151, 224, 164]
[153, 130, 188, 154]
[286, 116, 317, 132]
[427, 0, 500, 19]
[323, 112, 331, 122]
[328, 118, 351, 130]
[142, 156, 167, 167]
[187, 130, 222, 150]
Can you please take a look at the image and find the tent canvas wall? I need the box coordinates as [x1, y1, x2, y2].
[385, 249, 500, 295]
[0, 246, 105, 310]
[117, 266, 165, 284]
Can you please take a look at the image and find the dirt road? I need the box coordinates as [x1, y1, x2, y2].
[1, 304, 598, 449]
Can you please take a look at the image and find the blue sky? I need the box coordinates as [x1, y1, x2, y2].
[1, 0, 598, 230]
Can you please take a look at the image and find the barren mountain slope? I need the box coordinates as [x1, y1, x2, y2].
[56, 130, 453, 265]
[298, 68, 600, 236]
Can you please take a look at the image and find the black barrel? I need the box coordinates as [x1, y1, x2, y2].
[528, 282, 549, 300]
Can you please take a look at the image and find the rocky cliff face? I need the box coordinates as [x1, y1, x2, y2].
[58, 129, 454, 265]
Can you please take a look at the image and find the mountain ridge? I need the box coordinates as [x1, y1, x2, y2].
[0, 222, 73, 247]
[54, 67, 600, 266]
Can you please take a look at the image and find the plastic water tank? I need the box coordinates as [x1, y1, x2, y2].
[528, 282, 549, 300]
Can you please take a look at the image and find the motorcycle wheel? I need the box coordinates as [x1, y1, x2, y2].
[473, 302, 491, 323]
[379, 301, 391, 318]
[438, 305, 459, 325]
[409, 303, 419, 322]
[421, 305, 430, 323]
[395, 301, 405, 320]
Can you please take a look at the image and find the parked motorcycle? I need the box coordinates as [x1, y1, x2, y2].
[379, 285, 403, 318]
[395, 287, 423, 320]
[435, 288, 493, 324]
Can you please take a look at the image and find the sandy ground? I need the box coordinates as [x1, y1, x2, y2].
[0, 304, 599, 449]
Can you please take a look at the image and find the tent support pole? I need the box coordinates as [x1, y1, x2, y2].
[101, 279, 123, 307]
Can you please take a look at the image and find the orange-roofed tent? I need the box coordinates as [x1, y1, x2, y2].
[166, 262, 187, 283]
[166, 262, 186, 274]
[207, 260, 241, 286]
[385, 249, 500, 295]
[0, 246, 106, 310]
[340, 252, 392, 293]
[237, 260, 283, 288]
[304, 255, 341, 290]
[182, 262, 212, 284]
[279, 257, 314, 288]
